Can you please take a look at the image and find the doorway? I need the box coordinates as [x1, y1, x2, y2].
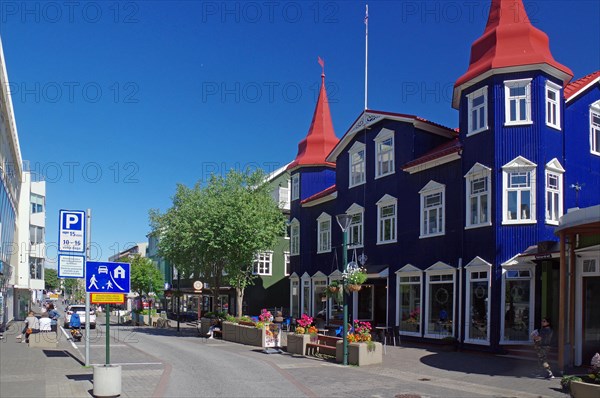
[582, 276, 600, 363]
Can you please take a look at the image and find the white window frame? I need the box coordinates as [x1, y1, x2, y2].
[289, 273, 300, 318]
[301, 273, 311, 316]
[419, 181, 445, 238]
[284, 252, 290, 276]
[545, 158, 565, 225]
[424, 262, 455, 339]
[311, 273, 327, 317]
[396, 264, 422, 337]
[348, 141, 366, 188]
[316, 212, 332, 253]
[346, 203, 364, 249]
[502, 156, 537, 225]
[253, 251, 273, 275]
[467, 86, 488, 135]
[591, 101, 600, 156]
[376, 194, 397, 244]
[291, 173, 300, 201]
[290, 218, 300, 256]
[464, 163, 492, 229]
[545, 81, 561, 130]
[374, 128, 395, 179]
[464, 257, 491, 345]
[500, 258, 535, 345]
[504, 78, 532, 126]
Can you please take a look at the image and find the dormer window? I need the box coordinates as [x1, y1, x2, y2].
[504, 79, 532, 126]
[374, 128, 395, 179]
[545, 81, 561, 130]
[348, 142, 366, 188]
[467, 86, 488, 135]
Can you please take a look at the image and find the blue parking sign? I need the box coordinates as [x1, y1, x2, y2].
[58, 210, 86, 253]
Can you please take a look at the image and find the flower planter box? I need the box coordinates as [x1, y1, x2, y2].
[336, 341, 383, 366]
[221, 322, 265, 347]
[287, 333, 311, 355]
[570, 380, 600, 398]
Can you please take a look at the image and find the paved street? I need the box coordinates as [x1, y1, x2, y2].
[0, 308, 570, 398]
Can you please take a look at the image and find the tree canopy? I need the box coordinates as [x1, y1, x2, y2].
[149, 169, 285, 316]
[44, 268, 59, 291]
[117, 255, 164, 298]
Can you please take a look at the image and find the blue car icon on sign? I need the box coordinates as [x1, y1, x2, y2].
[98, 266, 109, 274]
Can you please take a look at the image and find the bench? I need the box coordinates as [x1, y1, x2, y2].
[28, 332, 58, 348]
[306, 334, 341, 356]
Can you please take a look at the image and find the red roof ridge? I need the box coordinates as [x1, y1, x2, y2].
[565, 71, 600, 101]
[301, 184, 337, 204]
[287, 70, 339, 171]
[402, 138, 462, 170]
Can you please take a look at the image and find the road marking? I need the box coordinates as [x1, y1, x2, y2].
[88, 344, 126, 347]
[90, 362, 163, 366]
[59, 326, 78, 349]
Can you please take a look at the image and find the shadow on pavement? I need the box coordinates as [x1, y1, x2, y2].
[42, 349, 69, 357]
[418, 349, 535, 377]
[66, 374, 93, 382]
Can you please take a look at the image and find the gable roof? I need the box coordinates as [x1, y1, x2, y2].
[565, 71, 600, 103]
[326, 110, 456, 162]
[453, 0, 573, 108]
[287, 72, 339, 171]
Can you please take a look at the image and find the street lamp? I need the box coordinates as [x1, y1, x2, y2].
[336, 213, 352, 366]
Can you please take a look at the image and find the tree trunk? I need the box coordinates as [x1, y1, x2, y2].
[236, 288, 244, 317]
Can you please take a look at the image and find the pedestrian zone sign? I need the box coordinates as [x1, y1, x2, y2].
[85, 261, 130, 294]
[59, 210, 86, 253]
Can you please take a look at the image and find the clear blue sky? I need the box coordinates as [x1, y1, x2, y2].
[1, 1, 599, 264]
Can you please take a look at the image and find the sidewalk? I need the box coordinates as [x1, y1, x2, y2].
[1, 313, 570, 398]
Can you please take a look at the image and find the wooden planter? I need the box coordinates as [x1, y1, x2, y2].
[336, 341, 383, 366]
[221, 322, 265, 347]
[570, 380, 600, 398]
[287, 333, 311, 355]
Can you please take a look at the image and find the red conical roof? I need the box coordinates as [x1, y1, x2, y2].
[287, 72, 338, 171]
[453, 0, 573, 108]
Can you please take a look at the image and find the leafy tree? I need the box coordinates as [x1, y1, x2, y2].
[150, 169, 285, 316]
[44, 268, 59, 291]
[117, 255, 164, 298]
[62, 277, 79, 297]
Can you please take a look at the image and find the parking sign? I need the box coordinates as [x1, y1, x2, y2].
[59, 210, 86, 253]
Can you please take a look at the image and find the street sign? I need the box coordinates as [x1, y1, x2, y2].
[91, 293, 125, 304]
[58, 254, 85, 278]
[85, 261, 130, 294]
[58, 210, 86, 253]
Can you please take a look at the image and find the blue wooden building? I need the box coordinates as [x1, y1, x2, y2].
[287, 0, 599, 368]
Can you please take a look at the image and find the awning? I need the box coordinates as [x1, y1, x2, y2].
[518, 241, 560, 261]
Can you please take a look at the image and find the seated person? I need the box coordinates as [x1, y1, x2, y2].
[23, 311, 40, 343]
[207, 319, 221, 339]
[39, 312, 52, 332]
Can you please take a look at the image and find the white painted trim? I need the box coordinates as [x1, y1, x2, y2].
[466, 86, 488, 136]
[402, 153, 461, 174]
[504, 78, 533, 126]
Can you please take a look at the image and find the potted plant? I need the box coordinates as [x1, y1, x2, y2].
[286, 314, 314, 355]
[344, 267, 368, 292]
[336, 320, 383, 366]
[326, 281, 343, 302]
[561, 353, 600, 397]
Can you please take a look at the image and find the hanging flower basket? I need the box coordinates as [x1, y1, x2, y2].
[347, 284, 362, 293]
[329, 286, 340, 293]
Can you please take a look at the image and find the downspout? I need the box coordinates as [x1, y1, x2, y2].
[458, 258, 463, 343]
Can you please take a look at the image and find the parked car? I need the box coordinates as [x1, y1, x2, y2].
[64, 305, 96, 329]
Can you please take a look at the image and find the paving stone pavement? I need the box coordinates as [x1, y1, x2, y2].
[1, 314, 574, 398]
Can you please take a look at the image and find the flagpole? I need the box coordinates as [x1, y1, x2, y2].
[364, 4, 368, 111]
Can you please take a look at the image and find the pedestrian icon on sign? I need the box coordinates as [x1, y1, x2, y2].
[106, 281, 113, 290]
[88, 274, 99, 290]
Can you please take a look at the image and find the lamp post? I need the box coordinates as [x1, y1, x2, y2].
[336, 213, 352, 366]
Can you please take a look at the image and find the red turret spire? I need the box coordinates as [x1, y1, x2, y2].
[288, 62, 338, 171]
[453, 0, 573, 108]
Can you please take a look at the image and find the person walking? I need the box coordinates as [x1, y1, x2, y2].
[21, 311, 40, 343]
[533, 317, 554, 379]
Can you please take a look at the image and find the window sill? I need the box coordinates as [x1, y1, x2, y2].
[316, 250, 331, 254]
[501, 220, 537, 225]
[504, 121, 533, 127]
[464, 338, 490, 346]
[466, 127, 488, 137]
[465, 222, 492, 230]
[374, 171, 395, 180]
[545, 220, 559, 226]
[349, 181, 366, 189]
[546, 123, 561, 132]
[419, 232, 445, 239]
[376, 239, 397, 245]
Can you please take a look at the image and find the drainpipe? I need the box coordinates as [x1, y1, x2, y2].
[458, 258, 463, 343]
